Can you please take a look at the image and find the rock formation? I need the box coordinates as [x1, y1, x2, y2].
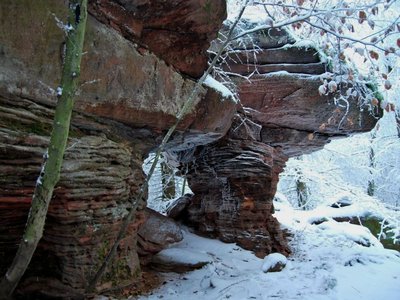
[137, 208, 183, 264]
[0, 0, 231, 297]
[171, 24, 379, 257]
[0, 1, 380, 298]
[181, 131, 290, 257]
[88, 0, 227, 78]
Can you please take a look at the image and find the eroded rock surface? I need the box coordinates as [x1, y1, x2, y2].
[89, 0, 227, 78]
[0, 0, 231, 296]
[172, 24, 379, 257]
[0, 94, 147, 294]
[0, 3, 381, 298]
[138, 208, 183, 264]
[239, 73, 378, 157]
[174, 115, 290, 257]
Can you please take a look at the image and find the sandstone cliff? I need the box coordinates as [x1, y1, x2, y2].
[0, 1, 379, 298]
[0, 0, 231, 296]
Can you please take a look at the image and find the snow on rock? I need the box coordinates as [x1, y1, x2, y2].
[330, 195, 353, 208]
[261, 253, 287, 273]
[203, 75, 235, 101]
[150, 248, 211, 273]
[317, 220, 382, 247]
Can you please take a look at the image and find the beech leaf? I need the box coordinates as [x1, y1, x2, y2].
[369, 50, 379, 60]
[358, 11, 367, 24]
[371, 98, 379, 106]
[296, 0, 305, 6]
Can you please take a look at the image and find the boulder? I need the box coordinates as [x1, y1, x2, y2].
[150, 248, 210, 273]
[137, 208, 183, 262]
[262, 253, 287, 273]
[166, 194, 193, 220]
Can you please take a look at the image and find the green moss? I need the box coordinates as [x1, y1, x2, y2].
[94, 239, 140, 288]
[362, 217, 399, 252]
[366, 83, 384, 102]
[203, 0, 212, 14]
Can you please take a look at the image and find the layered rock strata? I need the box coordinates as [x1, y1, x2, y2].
[0, 2, 381, 297]
[174, 23, 379, 257]
[182, 130, 290, 257]
[0, 0, 230, 296]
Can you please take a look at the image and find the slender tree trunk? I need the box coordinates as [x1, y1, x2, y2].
[0, 1, 88, 298]
[161, 159, 176, 201]
[367, 130, 377, 196]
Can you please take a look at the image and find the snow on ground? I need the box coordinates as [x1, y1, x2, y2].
[136, 198, 400, 300]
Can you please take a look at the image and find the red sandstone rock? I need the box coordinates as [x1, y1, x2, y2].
[89, 0, 227, 78]
[0, 120, 146, 293]
[0, 0, 235, 149]
[0, 3, 382, 297]
[222, 62, 326, 76]
[0, 0, 232, 296]
[172, 23, 380, 257]
[236, 73, 379, 156]
[137, 208, 183, 263]
[181, 136, 290, 257]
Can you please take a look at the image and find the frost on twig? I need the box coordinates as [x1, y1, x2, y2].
[52, 13, 74, 34]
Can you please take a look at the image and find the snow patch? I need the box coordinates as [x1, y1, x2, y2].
[154, 248, 212, 266]
[261, 253, 287, 273]
[203, 75, 236, 102]
[137, 202, 400, 300]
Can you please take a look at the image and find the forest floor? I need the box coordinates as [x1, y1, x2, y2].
[128, 196, 400, 300]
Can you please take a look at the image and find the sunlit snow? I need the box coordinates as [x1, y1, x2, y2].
[136, 198, 400, 300]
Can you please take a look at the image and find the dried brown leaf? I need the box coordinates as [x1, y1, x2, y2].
[369, 50, 379, 60]
[371, 98, 379, 106]
[296, 0, 305, 6]
[358, 11, 367, 24]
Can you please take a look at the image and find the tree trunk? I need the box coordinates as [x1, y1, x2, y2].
[0, 1, 88, 298]
[161, 159, 176, 201]
[367, 130, 376, 197]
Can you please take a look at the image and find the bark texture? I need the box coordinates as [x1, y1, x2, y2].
[0, 1, 88, 297]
